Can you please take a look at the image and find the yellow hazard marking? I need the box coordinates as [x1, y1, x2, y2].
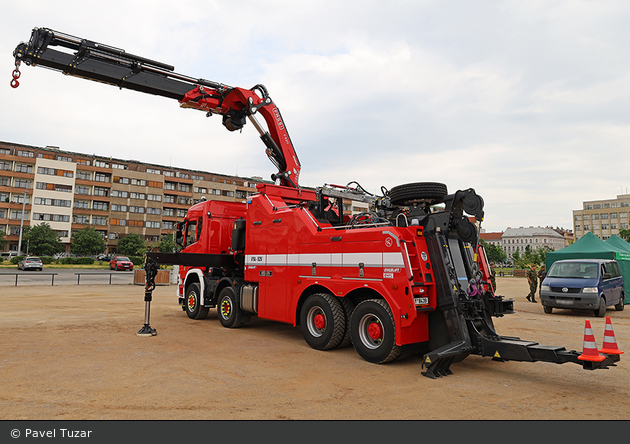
[425, 356, 432, 364]
[494, 351, 501, 359]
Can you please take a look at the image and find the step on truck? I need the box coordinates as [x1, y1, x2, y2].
[12, 27, 622, 377]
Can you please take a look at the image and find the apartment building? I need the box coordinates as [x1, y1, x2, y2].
[573, 194, 630, 241]
[0, 141, 260, 254]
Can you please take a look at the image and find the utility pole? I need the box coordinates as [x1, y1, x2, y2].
[17, 190, 27, 255]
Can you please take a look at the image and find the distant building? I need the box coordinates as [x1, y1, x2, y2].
[480, 226, 568, 259]
[573, 194, 630, 241]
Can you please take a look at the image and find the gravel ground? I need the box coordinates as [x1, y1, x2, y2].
[0, 277, 629, 421]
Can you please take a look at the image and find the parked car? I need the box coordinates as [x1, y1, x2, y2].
[17, 256, 44, 271]
[110, 256, 134, 271]
[540, 259, 625, 317]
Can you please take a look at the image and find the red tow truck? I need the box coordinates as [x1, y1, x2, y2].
[12, 27, 622, 377]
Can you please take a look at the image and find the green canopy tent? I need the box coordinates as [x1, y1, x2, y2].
[545, 232, 630, 303]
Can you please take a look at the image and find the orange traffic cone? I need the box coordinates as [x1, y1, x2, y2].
[599, 316, 624, 355]
[577, 319, 606, 362]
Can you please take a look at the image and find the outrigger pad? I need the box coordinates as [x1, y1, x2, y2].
[137, 324, 157, 337]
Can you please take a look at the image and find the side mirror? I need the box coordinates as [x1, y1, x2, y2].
[602, 272, 612, 280]
[175, 222, 184, 247]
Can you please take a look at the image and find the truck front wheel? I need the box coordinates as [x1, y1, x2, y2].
[351, 299, 401, 364]
[218, 287, 246, 328]
[185, 283, 209, 320]
[300, 293, 345, 350]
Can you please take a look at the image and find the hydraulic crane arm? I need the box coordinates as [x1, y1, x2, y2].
[11, 27, 301, 188]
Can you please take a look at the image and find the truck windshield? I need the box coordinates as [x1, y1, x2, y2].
[547, 262, 599, 279]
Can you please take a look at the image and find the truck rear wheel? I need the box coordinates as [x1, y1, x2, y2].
[351, 299, 400, 364]
[218, 287, 246, 328]
[338, 297, 355, 348]
[185, 283, 209, 320]
[300, 293, 345, 350]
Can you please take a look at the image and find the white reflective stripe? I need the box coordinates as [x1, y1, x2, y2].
[343, 252, 382, 267]
[246, 252, 404, 268]
[332, 253, 342, 266]
[298, 253, 330, 266]
[383, 252, 405, 268]
[583, 340, 599, 348]
[266, 254, 287, 266]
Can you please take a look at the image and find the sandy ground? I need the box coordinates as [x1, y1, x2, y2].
[1, 277, 629, 421]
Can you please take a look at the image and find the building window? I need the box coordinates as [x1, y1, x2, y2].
[94, 173, 110, 182]
[73, 215, 89, 224]
[15, 164, 33, 174]
[77, 171, 91, 180]
[111, 190, 129, 198]
[74, 200, 89, 209]
[94, 187, 109, 197]
[17, 150, 34, 158]
[93, 201, 109, 211]
[93, 216, 107, 225]
[147, 194, 162, 202]
[94, 160, 109, 168]
[14, 179, 32, 189]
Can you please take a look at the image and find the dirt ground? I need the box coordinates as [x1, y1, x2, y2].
[1, 277, 629, 421]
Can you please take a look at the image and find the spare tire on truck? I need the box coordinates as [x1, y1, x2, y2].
[389, 182, 448, 206]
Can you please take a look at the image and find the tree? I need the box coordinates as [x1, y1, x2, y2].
[71, 226, 106, 256]
[156, 232, 178, 253]
[0, 230, 6, 250]
[619, 228, 630, 242]
[479, 239, 507, 264]
[23, 223, 64, 256]
[116, 234, 146, 256]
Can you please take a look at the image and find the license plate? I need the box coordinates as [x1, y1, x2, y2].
[414, 297, 429, 305]
[556, 299, 573, 305]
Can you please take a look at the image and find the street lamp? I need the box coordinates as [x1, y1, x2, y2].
[17, 190, 27, 255]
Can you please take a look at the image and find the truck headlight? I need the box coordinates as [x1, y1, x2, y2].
[541, 285, 550, 291]
[582, 287, 598, 293]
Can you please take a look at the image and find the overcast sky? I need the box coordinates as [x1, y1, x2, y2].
[2, 1, 629, 232]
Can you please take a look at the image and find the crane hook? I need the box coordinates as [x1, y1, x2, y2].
[10, 62, 21, 88]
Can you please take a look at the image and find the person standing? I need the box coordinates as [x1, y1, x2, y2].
[526, 264, 538, 303]
[537, 264, 546, 298]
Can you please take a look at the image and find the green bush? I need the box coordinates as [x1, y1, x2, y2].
[40, 256, 55, 265]
[129, 256, 143, 265]
[10, 256, 23, 265]
[60, 257, 95, 265]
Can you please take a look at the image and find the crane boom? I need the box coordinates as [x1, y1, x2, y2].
[11, 27, 301, 188]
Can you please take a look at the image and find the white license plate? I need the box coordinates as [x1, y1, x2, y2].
[556, 299, 573, 305]
[414, 297, 429, 305]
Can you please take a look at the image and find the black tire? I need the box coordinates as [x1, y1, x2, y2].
[300, 293, 345, 350]
[595, 297, 606, 318]
[218, 286, 246, 328]
[615, 294, 625, 311]
[389, 182, 448, 206]
[543, 305, 553, 314]
[185, 283, 209, 320]
[338, 297, 355, 348]
[351, 299, 401, 364]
